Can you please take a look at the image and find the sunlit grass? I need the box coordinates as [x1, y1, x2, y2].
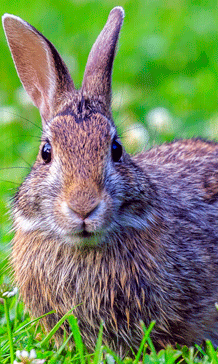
[0, 285, 218, 364]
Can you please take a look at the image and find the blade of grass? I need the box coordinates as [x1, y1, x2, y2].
[133, 320, 156, 364]
[162, 347, 182, 364]
[195, 344, 206, 356]
[49, 332, 74, 364]
[13, 294, 19, 332]
[14, 310, 55, 335]
[68, 314, 85, 364]
[4, 298, 14, 364]
[40, 308, 75, 347]
[206, 340, 218, 364]
[93, 321, 104, 364]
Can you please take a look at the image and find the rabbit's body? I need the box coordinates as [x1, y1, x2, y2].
[3, 7, 218, 356]
[12, 137, 218, 354]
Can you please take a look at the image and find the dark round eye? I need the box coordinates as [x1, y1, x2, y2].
[41, 142, 52, 163]
[111, 138, 122, 162]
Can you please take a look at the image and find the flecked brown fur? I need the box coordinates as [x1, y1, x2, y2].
[3, 7, 218, 358]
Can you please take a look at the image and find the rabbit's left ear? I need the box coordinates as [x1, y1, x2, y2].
[82, 7, 124, 117]
[2, 14, 75, 125]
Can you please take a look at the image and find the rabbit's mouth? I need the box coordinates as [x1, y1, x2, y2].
[68, 230, 104, 247]
[76, 231, 94, 239]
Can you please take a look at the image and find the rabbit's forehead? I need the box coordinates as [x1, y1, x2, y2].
[48, 113, 114, 157]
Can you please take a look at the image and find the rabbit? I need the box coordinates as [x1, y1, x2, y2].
[2, 6, 218, 357]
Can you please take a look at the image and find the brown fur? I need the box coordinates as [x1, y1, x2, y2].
[3, 7, 218, 358]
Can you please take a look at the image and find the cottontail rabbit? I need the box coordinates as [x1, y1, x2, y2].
[3, 7, 218, 357]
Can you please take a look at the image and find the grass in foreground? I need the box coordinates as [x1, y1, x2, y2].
[0, 284, 218, 364]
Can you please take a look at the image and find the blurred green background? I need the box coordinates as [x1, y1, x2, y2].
[1, 0, 218, 270]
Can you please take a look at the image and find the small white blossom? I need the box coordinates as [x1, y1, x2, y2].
[16, 350, 21, 359]
[29, 349, 37, 359]
[21, 350, 29, 358]
[2, 291, 9, 297]
[7, 287, 18, 297]
[15, 349, 45, 363]
[3, 287, 18, 298]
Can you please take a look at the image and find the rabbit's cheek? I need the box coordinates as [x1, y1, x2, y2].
[13, 208, 42, 233]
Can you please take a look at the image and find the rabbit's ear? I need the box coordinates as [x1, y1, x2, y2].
[82, 7, 124, 117]
[2, 14, 75, 124]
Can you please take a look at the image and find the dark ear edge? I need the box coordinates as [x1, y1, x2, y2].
[82, 7, 124, 117]
[2, 14, 75, 124]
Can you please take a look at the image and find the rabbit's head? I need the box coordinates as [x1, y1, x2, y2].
[3, 8, 151, 247]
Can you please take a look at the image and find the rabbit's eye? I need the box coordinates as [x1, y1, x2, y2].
[111, 138, 122, 162]
[41, 142, 52, 163]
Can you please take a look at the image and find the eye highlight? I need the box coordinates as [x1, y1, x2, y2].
[41, 142, 52, 163]
[111, 138, 122, 163]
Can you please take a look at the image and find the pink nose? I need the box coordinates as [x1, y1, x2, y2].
[68, 201, 100, 220]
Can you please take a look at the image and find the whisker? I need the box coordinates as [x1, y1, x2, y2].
[0, 166, 30, 171]
[112, 87, 125, 120]
[15, 134, 41, 139]
[116, 118, 134, 140]
[13, 148, 33, 168]
[3, 135, 41, 143]
[119, 124, 146, 137]
[0, 179, 21, 185]
[3, 110, 42, 131]
[116, 116, 131, 130]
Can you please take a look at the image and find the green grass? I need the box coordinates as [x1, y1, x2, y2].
[1, 0, 218, 362]
[1, 288, 218, 364]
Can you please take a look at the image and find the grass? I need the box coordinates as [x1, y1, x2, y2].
[0, 286, 218, 363]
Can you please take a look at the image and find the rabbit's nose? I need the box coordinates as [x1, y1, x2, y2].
[68, 201, 101, 220]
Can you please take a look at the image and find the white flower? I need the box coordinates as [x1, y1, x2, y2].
[2, 291, 9, 297]
[3, 287, 18, 298]
[20, 350, 29, 358]
[14, 349, 45, 363]
[16, 350, 21, 359]
[29, 349, 37, 359]
[7, 287, 18, 298]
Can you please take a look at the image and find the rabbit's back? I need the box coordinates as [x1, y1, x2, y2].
[137, 138, 218, 202]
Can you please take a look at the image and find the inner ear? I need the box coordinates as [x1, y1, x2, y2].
[2, 14, 75, 124]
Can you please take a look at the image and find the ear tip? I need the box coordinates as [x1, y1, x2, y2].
[2, 13, 29, 30]
[2, 13, 11, 26]
[110, 6, 125, 20]
[2, 13, 18, 22]
[2, 14, 18, 29]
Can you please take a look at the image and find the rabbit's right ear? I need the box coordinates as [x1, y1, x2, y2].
[2, 14, 75, 125]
